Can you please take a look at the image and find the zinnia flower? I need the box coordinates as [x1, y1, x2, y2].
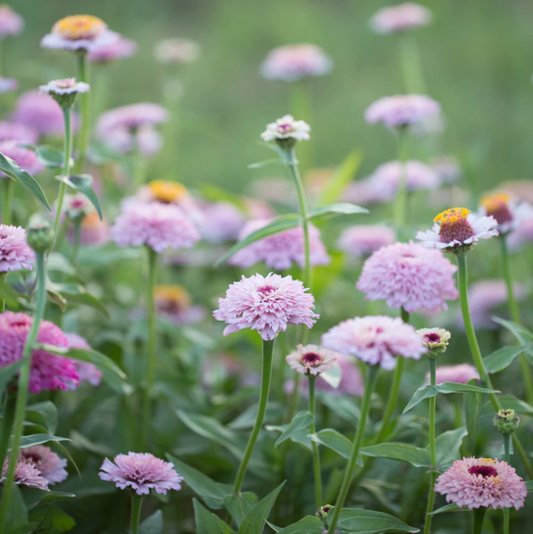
[19, 445, 68, 485]
[260, 44, 332, 82]
[0, 312, 79, 393]
[1, 460, 49, 491]
[417, 207, 498, 252]
[261, 115, 311, 148]
[65, 333, 102, 387]
[370, 3, 432, 34]
[154, 285, 205, 326]
[416, 328, 450, 352]
[356, 242, 458, 313]
[0, 225, 33, 272]
[153, 38, 201, 64]
[99, 452, 183, 495]
[434, 457, 527, 510]
[96, 103, 169, 132]
[229, 219, 330, 270]
[63, 193, 93, 221]
[39, 78, 90, 108]
[365, 95, 441, 129]
[0, 77, 17, 93]
[479, 192, 531, 235]
[213, 273, 318, 341]
[0, 141, 45, 176]
[0, 5, 23, 38]
[0, 121, 39, 144]
[97, 125, 162, 157]
[88, 35, 137, 63]
[370, 160, 440, 193]
[429, 364, 479, 385]
[321, 315, 425, 370]
[196, 201, 245, 244]
[342, 177, 394, 206]
[337, 225, 396, 259]
[73, 211, 110, 246]
[286, 344, 337, 376]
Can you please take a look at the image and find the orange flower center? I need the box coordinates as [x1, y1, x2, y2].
[154, 285, 191, 313]
[148, 180, 188, 204]
[52, 15, 106, 41]
[480, 193, 513, 225]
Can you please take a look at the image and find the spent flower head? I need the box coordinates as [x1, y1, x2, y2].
[40, 78, 90, 108]
[493, 409, 520, 436]
[261, 115, 310, 150]
[286, 344, 337, 376]
[416, 327, 450, 358]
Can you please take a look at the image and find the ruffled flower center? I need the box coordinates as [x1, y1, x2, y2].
[55, 78, 77, 89]
[435, 208, 475, 244]
[423, 332, 441, 343]
[480, 193, 513, 225]
[53, 15, 106, 40]
[257, 284, 277, 296]
[301, 351, 322, 365]
[468, 464, 498, 478]
[148, 180, 188, 204]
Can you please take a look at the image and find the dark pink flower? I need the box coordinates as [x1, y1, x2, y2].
[19, 445, 68, 484]
[0, 225, 34, 272]
[1, 459, 49, 491]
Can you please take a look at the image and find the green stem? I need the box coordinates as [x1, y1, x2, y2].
[76, 52, 90, 173]
[0, 390, 17, 468]
[291, 81, 313, 170]
[472, 507, 486, 534]
[308, 375, 323, 509]
[140, 247, 158, 451]
[328, 365, 379, 534]
[456, 253, 533, 478]
[0, 252, 47, 530]
[71, 220, 82, 268]
[393, 130, 410, 228]
[2, 178, 14, 225]
[129, 494, 144, 534]
[423, 358, 437, 534]
[233, 338, 275, 495]
[399, 34, 426, 93]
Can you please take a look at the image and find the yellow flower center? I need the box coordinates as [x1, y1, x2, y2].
[52, 15, 106, 40]
[480, 193, 510, 213]
[434, 207, 470, 224]
[154, 285, 191, 312]
[148, 180, 188, 204]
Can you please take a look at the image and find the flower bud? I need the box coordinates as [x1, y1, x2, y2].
[416, 328, 451, 359]
[27, 218, 54, 252]
[493, 409, 520, 436]
[316, 504, 333, 521]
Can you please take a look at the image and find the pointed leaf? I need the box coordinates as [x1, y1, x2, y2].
[428, 503, 461, 515]
[320, 365, 342, 389]
[463, 379, 486, 454]
[436, 382, 499, 395]
[308, 202, 368, 221]
[224, 493, 258, 528]
[435, 428, 467, 467]
[139, 510, 163, 534]
[330, 508, 419, 533]
[238, 481, 286, 534]
[277, 516, 324, 533]
[361, 443, 430, 468]
[313, 428, 353, 460]
[496, 395, 533, 415]
[25, 401, 58, 434]
[36, 145, 64, 168]
[403, 385, 437, 414]
[214, 515, 237, 534]
[16, 433, 70, 449]
[56, 174, 102, 219]
[484, 345, 528, 373]
[275, 411, 313, 447]
[21, 488, 75, 510]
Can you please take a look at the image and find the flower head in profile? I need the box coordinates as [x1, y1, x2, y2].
[479, 192, 531, 235]
[430, 364, 479, 385]
[322, 315, 425, 370]
[416, 327, 450, 357]
[417, 208, 498, 253]
[0, 5, 23, 38]
[88, 35, 137, 63]
[0, 121, 39, 144]
[65, 333, 102, 387]
[261, 115, 310, 150]
[0, 225, 34, 272]
[1, 459, 49, 491]
[154, 285, 204, 326]
[154, 38, 201, 64]
[40, 78, 90, 108]
[63, 193, 93, 222]
[286, 344, 337, 376]
[337, 225, 396, 259]
[370, 3, 432, 34]
[213, 273, 318, 341]
[0, 141, 45, 176]
[435, 457, 527, 510]
[357, 242, 458, 313]
[99, 452, 183, 495]
[20, 445, 68, 485]
[260, 44, 332, 82]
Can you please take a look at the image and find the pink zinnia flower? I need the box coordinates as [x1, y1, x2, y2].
[260, 44, 332, 82]
[0, 5, 23, 38]
[357, 242, 458, 313]
[197, 202, 245, 244]
[88, 35, 137, 63]
[431, 156, 462, 185]
[98, 126, 162, 157]
[19, 445, 68, 485]
[0, 225, 34, 272]
[508, 214, 533, 251]
[286, 344, 337, 376]
[371, 160, 440, 193]
[0, 312, 79, 393]
[429, 364, 479, 385]
[112, 201, 200, 253]
[338, 225, 396, 259]
[65, 333, 102, 387]
[365, 95, 441, 129]
[0, 141, 45, 176]
[0, 121, 39, 144]
[321, 315, 425, 370]
[99, 452, 183, 495]
[1, 459, 49, 491]
[435, 457, 527, 510]
[370, 3, 432, 34]
[153, 38, 201, 64]
[96, 103, 168, 132]
[229, 219, 330, 270]
[478, 192, 531, 235]
[213, 273, 318, 341]
[342, 177, 394, 206]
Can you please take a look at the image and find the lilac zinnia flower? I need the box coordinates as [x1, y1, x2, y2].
[153, 38, 201, 64]
[1, 460, 48, 491]
[0, 141, 45, 176]
[213, 273, 318, 341]
[0, 121, 39, 144]
[99, 452, 183, 495]
[357, 242, 458, 313]
[370, 3, 432, 34]
[19, 445, 68, 485]
[260, 44, 332, 82]
[321, 315, 425, 370]
[435, 457, 527, 510]
[65, 333, 102, 387]
[371, 160, 441, 193]
[112, 201, 200, 253]
[0, 225, 34, 272]
[98, 125, 162, 157]
[429, 364, 479, 386]
[229, 219, 330, 270]
[197, 201, 245, 244]
[0, 5, 23, 38]
[88, 35, 137, 63]
[337, 225, 396, 259]
[0, 312, 79, 393]
[96, 103, 169, 132]
[286, 344, 337, 376]
[365, 95, 441, 129]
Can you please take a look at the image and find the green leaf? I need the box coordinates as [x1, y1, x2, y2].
[428, 503, 461, 515]
[276, 516, 325, 533]
[139, 510, 163, 534]
[266, 423, 312, 450]
[46, 280, 109, 317]
[320, 365, 342, 389]
[248, 158, 284, 169]
[26, 401, 58, 434]
[496, 395, 533, 415]
[193, 499, 220, 534]
[526, 480, 533, 492]
[318, 393, 359, 422]
[21, 488, 75, 511]
[436, 382, 499, 395]
[0, 277, 23, 309]
[224, 493, 258, 528]
[214, 214, 301, 267]
[238, 481, 285, 534]
[361, 443, 430, 468]
[167, 455, 232, 510]
[403, 385, 438, 414]
[36, 145, 64, 168]
[319, 150, 364, 205]
[492, 317, 533, 364]
[275, 411, 313, 447]
[331, 508, 419, 533]
[214, 515, 237, 534]
[29, 506, 76, 533]
[435, 427, 467, 467]
[56, 174, 102, 219]
[17, 433, 70, 449]
[308, 202, 368, 221]
[4, 485, 28, 532]
[484, 345, 528, 373]
[0, 151, 51, 212]
[313, 428, 353, 460]
[0, 361, 21, 394]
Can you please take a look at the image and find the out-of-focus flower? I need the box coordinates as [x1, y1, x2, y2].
[63, 193, 93, 222]
[229, 218, 330, 270]
[0, 312, 79, 393]
[0, 121, 39, 144]
[0, 77, 17, 93]
[153, 38, 201, 64]
[99, 452, 183, 495]
[342, 177, 394, 206]
[435, 457, 527, 510]
[337, 225, 396, 259]
[357, 242, 458, 313]
[429, 364, 479, 385]
[365, 95, 441, 129]
[65, 332, 102, 387]
[0, 224, 33, 272]
[417, 208, 498, 253]
[88, 35, 137, 63]
[41, 15, 118, 52]
[214, 273, 318, 341]
[370, 2, 432, 34]
[0, 141, 45, 176]
[98, 125, 162, 157]
[286, 344, 337, 376]
[260, 44, 332, 82]
[39, 78, 90, 108]
[154, 285, 205, 326]
[243, 198, 275, 219]
[261, 115, 310, 149]
[20, 445, 68, 485]
[112, 200, 200, 253]
[479, 192, 531, 235]
[500, 180, 533, 204]
[508, 214, 533, 251]
[196, 202, 246, 244]
[1, 459, 49, 491]
[431, 156, 462, 184]
[416, 327, 450, 357]
[371, 160, 441, 193]
[0, 5, 23, 38]
[322, 315, 425, 370]
[250, 177, 295, 205]
[75, 211, 110, 246]
[96, 103, 168, 132]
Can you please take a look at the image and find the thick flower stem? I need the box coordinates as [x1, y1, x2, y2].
[71, 220, 82, 268]
[0, 252, 47, 530]
[393, 131, 410, 228]
[472, 507, 487, 534]
[423, 358, 438, 534]
[233, 338, 275, 495]
[130, 494, 144, 534]
[76, 52, 90, 173]
[503, 434, 511, 534]
[0, 390, 17, 468]
[308, 375, 323, 509]
[456, 253, 533, 479]
[141, 247, 158, 451]
[500, 236, 533, 405]
[327, 365, 379, 534]
[399, 34, 426, 94]
[2, 178, 14, 225]
[291, 81, 313, 170]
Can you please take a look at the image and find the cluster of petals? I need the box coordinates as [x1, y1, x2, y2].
[286, 344, 338, 376]
[435, 457, 527, 510]
[365, 95, 441, 129]
[428, 364, 479, 386]
[0, 141, 45, 176]
[65, 333, 103, 386]
[0, 120, 39, 144]
[321, 315, 425, 370]
[99, 452, 183, 496]
[1, 459, 49, 491]
[370, 160, 440, 194]
[261, 115, 310, 143]
[0, 224, 34, 272]
[229, 218, 330, 270]
[20, 445, 68, 485]
[196, 201, 245, 243]
[0, 5, 23, 38]
[153, 38, 201, 64]
[39, 78, 90, 96]
[88, 35, 137, 63]
[260, 44, 332, 82]
[337, 224, 396, 259]
[154, 285, 205, 326]
[213, 273, 318, 341]
[370, 2, 432, 34]
[357, 242, 458, 313]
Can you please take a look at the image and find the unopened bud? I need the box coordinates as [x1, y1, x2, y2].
[27, 218, 53, 252]
[316, 504, 333, 521]
[493, 409, 520, 436]
[416, 328, 451, 359]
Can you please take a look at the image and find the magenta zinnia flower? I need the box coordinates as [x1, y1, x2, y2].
[435, 457, 527, 510]
[65, 333, 102, 386]
[337, 225, 396, 259]
[0, 225, 33, 272]
[213, 273, 318, 341]
[286, 344, 337, 376]
[0, 141, 45, 176]
[1, 459, 49, 491]
[429, 364, 479, 386]
[19, 445, 68, 485]
[0, 5, 23, 38]
[357, 242, 458, 313]
[0, 121, 39, 144]
[365, 95, 441, 129]
[0, 312, 79, 393]
[321, 315, 425, 370]
[370, 3, 432, 34]
[99, 452, 183, 495]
